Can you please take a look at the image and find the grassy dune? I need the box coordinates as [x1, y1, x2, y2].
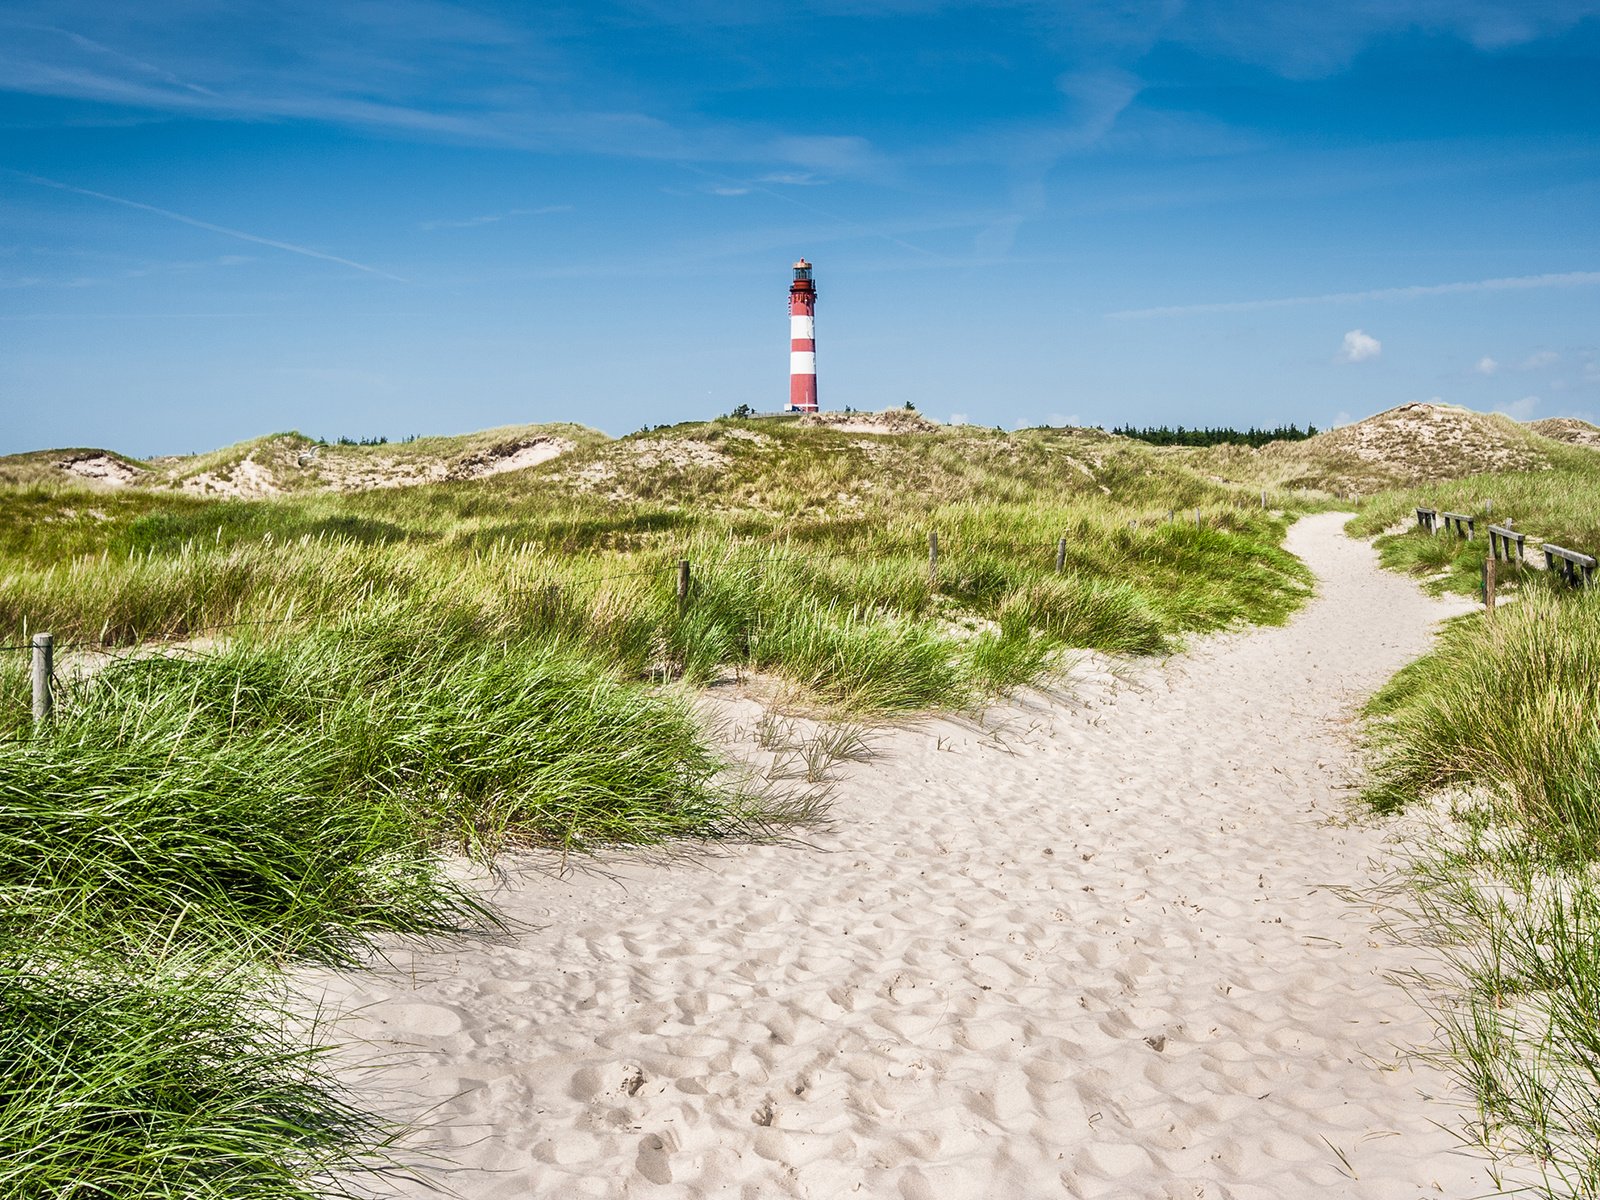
[1188, 402, 1571, 497]
[2, 419, 1312, 705]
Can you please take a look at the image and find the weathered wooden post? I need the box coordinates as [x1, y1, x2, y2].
[1194, 508, 1202, 528]
[928, 531, 939, 589]
[1260, 489, 1267, 509]
[1484, 555, 1496, 618]
[31, 633, 52, 726]
[677, 559, 691, 615]
[1054, 537, 1066, 573]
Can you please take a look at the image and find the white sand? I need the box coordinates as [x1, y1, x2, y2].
[304, 513, 1494, 1198]
[54, 452, 143, 487]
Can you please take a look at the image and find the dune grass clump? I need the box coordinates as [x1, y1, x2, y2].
[1365, 589, 1600, 853]
[1363, 587, 1600, 1196]
[1, 608, 783, 961]
[0, 937, 386, 1200]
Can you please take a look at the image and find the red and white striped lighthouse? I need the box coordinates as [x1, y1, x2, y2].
[787, 259, 818, 412]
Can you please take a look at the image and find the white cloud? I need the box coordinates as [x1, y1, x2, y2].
[1522, 350, 1559, 369]
[1496, 395, 1540, 421]
[1476, 356, 1498, 375]
[948, 412, 970, 425]
[1331, 410, 1353, 427]
[1340, 329, 1381, 362]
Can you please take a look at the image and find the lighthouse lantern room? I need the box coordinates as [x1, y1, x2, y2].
[787, 259, 818, 412]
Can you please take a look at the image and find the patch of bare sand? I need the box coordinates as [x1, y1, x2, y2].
[182, 453, 282, 498]
[310, 436, 575, 491]
[446, 436, 573, 481]
[303, 514, 1497, 1199]
[563, 437, 730, 495]
[801, 409, 941, 435]
[54, 452, 142, 487]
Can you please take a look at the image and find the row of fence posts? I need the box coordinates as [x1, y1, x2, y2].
[1414, 505, 1596, 619]
[25, 507, 1258, 726]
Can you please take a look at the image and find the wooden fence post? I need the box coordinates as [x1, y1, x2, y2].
[31, 633, 52, 726]
[1260, 489, 1267, 509]
[677, 559, 691, 615]
[1054, 537, 1066, 573]
[1194, 508, 1202, 528]
[1484, 555, 1496, 618]
[928, 531, 939, 589]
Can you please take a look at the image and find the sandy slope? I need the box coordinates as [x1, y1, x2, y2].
[304, 512, 1493, 1198]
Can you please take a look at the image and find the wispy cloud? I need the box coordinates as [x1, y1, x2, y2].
[1476, 355, 1499, 374]
[757, 172, 826, 186]
[1109, 270, 1600, 319]
[418, 205, 571, 231]
[10, 172, 406, 281]
[0, 12, 897, 177]
[38, 25, 217, 97]
[673, 163, 941, 258]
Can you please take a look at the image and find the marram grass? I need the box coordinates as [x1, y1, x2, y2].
[0, 936, 389, 1200]
[1364, 587, 1600, 1197]
[1364, 588, 1600, 854]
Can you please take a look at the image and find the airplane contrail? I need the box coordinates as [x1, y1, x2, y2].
[1109, 270, 1600, 319]
[9, 170, 407, 282]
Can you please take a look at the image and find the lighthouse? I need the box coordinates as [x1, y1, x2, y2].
[787, 259, 818, 412]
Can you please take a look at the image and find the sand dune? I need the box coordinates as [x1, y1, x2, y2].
[302, 512, 1493, 1198]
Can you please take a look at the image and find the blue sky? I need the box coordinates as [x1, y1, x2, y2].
[2, 1, 1598, 455]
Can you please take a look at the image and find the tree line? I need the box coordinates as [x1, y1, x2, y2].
[1107, 423, 1319, 448]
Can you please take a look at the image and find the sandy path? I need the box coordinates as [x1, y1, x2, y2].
[306, 513, 1492, 1198]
